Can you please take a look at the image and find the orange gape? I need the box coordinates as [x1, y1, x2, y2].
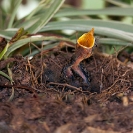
[77, 28, 95, 49]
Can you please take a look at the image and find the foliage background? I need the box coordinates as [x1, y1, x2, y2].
[0, 0, 133, 58]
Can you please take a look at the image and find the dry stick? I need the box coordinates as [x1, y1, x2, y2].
[48, 82, 92, 94]
[100, 68, 104, 92]
[27, 43, 36, 86]
[7, 66, 14, 102]
[40, 44, 44, 84]
[101, 59, 115, 88]
[99, 54, 111, 70]
[50, 58, 62, 69]
[121, 69, 130, 77]
[31, 42, 41, 51]
[105, 79, 130, 93]
[48, 82, 83, 92]
[57, 57, 64, 68]
[0, 84, 37, 96]
[28, 42, 32, 55]
[104, 59, 113, 71]
[115, 45, 129, 58]
[97, 79, 131, 101]
[27, 59, 38, 86]
[111, 59, 115, 84]
[93, 55, 98, 71]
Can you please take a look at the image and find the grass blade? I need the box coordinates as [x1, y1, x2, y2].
[0, 28, 20, 39]
[14, 17, 39, 29]
[41, 19, 133, 34]
[55, 7, 133, 17]
[40, 19, 133, 42]
[27, 0, 65, 33]
[99, 38, 132, 46]
[5, 35, 74, 57]
[25, 0, 50, 20]
[0, 71, 13, 82]
[104, 0, 131, 7]
[8, 0, 22, 28]
[13, 0, 50, 27]
[0, 43, 9, 60]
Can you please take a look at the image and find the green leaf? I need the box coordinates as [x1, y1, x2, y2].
[10, 27, 28, 43]
[27, 0, 65, 33]
[5, 35, 74, 57]
[55, 7, 133, 17]
[0, 29, 17, 39]
[0, 71, 13, 82]
[25, 0, 51, 20]
[41, 19, 133, 34]
[99, 38, 132, 46]
[8, 0, 22, 28]
[104, 0, 131, 7]
[0, 43, 10, 60]
[0, 28, 28, 40]
[14, 17, 40, 29]
[40, 19, 133, 42]
[26, 42, 60, 57]
[14, 0, 51, 28]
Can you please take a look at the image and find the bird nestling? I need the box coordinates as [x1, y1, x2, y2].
[64, 28, 95, 85]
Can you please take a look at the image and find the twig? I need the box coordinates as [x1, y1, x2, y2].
[0, 84, 37, 96]
[50, 58, 62, 69]
[48, 82, 83, 92]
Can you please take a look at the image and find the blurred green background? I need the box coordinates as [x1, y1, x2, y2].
[0, 0, 133, 58]
[1, 0, 133, 23]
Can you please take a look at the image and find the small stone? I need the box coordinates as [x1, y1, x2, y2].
[122, 96, 128, 107]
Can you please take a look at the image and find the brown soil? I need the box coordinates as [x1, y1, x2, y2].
[0, 46, 133, 133]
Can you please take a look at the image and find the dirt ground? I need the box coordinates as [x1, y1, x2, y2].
[0, 45, 133, 133]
